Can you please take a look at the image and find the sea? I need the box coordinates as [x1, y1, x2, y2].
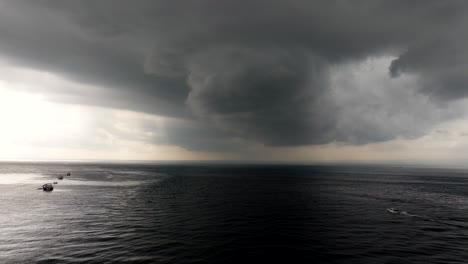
[1, 162, 468, 263]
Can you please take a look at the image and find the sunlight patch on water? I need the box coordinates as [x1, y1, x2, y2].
[55, 179, 146, 187]
[0, 173, 151, 187]
[0, 174, 46, 184]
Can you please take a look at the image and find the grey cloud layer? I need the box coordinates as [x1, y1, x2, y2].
[1, 0, 468, 150]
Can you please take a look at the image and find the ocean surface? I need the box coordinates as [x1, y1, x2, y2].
[1, 162, 468, 263]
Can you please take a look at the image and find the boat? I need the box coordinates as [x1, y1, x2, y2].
[66, 172, 71, 176]
[387, 208, 399, 214]
[57, 175, 64, 180]
[42, 183, 54, 191]
[53, 181, 58, 184]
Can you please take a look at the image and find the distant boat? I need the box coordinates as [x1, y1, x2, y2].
[42, 183, 54, 191]
[66, 172, 71, 176]
[387, 208, 399, 214]
[57, 175, 64, 180]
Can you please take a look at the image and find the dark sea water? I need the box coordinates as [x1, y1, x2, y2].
[1, 162, 468, 263]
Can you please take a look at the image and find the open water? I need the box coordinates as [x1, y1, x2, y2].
[1, 162, 468, 263]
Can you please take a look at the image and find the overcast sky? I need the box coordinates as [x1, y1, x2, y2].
[2, 0, 468, 164]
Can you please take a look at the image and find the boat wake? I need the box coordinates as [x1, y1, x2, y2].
[387, 208, 422, 218]
[387, 207, 468, 229]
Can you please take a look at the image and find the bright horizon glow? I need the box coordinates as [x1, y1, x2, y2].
[0, 67, 233, 161]
[1, 59, 468, 165]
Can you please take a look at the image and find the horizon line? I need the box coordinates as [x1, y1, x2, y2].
[1, 158, 468, 169]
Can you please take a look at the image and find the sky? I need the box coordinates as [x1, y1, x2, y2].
[2, 0, 468, 164]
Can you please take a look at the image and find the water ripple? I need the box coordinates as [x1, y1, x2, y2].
[2, 164, 468, 263]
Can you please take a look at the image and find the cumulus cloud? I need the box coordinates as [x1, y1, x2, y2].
[185, 47, 335, 146]
[1, 0, 468, 151]
[330, 57, 465, 144]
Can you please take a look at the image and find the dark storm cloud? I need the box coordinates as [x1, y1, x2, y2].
[390, 37, 468, 101]
[0, 0, 189, 116]
[1, 0, 468, 150]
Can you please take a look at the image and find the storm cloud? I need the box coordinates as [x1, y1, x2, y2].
[1, 0, 468, 151]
